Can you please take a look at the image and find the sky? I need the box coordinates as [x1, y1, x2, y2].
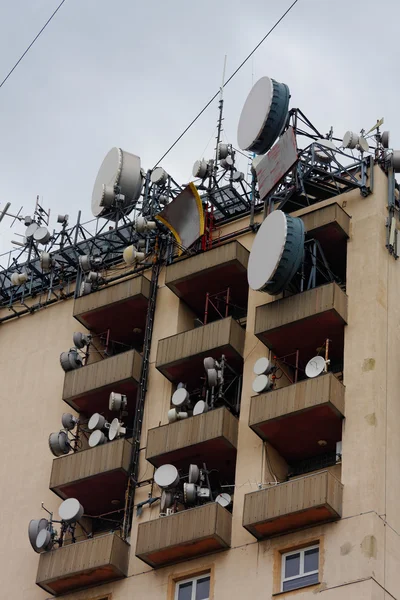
[0, 0, 398, 257]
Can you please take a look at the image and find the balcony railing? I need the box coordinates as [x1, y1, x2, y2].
[249, 373, 345, 461]
[73, 275, 150, 345]
[136, 503, 232, 568]
[146, 407, 238, 480]
[165, 240, 249, 316]
[63, 349, 142, 417]
[156, 316, 245, 385]
[50, 438, 131, 515]
[243, 471, 343, 539]
[36, 533, 129, 595]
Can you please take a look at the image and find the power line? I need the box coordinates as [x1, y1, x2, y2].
[0, 0, 68, 91]
[153, 0, 300, 167]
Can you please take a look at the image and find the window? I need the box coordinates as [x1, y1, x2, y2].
[175, 574, 210, 600]
[281, 545, 319, 592]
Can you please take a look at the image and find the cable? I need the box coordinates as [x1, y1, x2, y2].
[0, 0, 68, 91]
[153, 0, 300, 167]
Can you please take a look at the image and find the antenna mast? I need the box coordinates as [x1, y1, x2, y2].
[214, 55, 227, 178]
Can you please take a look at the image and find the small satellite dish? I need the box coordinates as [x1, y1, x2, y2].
[154, 464, 180, 489]
[192, 159, 211, 179]
[305, 355, 326, 378]
[35, 529, 53, 553]
[232, 170, 245, 182]
[193, 400, 208, 416]
[253, 357, 273, 376]
[108, 418, 126, 441]
[40, 252, 53, 272]
[91, 147, 143, 219]
[381, 131, 390, 149]
[60, 349, 83, 372]
[203, 357, 216, 370]
[86, 271, 101, 283]
[10, 272, 28, 286]
[79, 255, 92, 273]
[109, 391, 127, 412]
[358, 136, 369, 153]
[343, 131, 359, 149]
[33, 227, 51, 245]
[48, 431, 71, 457]
[80, 282, 92, 296]
[217, 143, 230, 160]
[183, 482, 197, 504]
[220, 156, 234, 170]
[160, 490, 174, 512]
[73, 332, 91, 349]
[188, 464, 200, 484]
[25, 222, 39, 239]
[57, 214, 68, 224]
[58, 498, 84, 524]
[123, 245, 145, 266]
[247, 210, 304, 295]
[215, 493, 232, 508]
[252, 374, 273, 394]
[237, 76, 290, 154]
[88, 413, 109, 431]
[206, 368, 219, 387]
[61, 413, 78, 431]
[167, 408, 188, 423]
[89, 429, 108, 447]
[150, 167, 168, 186]
[136, 216, 157, 233]
[28, 519, 49, 553]
[172, 388, 189, 406]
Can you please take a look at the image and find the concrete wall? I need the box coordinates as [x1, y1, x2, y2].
[2, 167, 400, 599]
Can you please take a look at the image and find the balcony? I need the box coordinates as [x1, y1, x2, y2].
[156, 316, 245, 385]
[36, 533, 129, 595]
[73, 275, 150, 345]
[146, 407, 238, 480]
[63, 349, 142, 417]
[243, 471, 343, 539]
[50, 438, 131, 515]
[249, 373, 345, 462]
[136, 502, 232, 568]
[165, 241, 249, 317]
[255, 282, 347, 366]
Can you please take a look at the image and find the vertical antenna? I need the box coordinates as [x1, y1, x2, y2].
[214, 55, 227, 177]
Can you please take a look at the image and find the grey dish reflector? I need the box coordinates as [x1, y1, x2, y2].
[237, 76, 290, 155]
[28, 519, 49, 553]
[248, 210, 304, 295]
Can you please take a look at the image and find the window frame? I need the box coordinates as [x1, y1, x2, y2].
[174, 573, 211, 600]
[281, 544, 319, 592]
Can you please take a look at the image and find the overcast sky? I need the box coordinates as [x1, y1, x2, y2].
[0, 0, 398, 256]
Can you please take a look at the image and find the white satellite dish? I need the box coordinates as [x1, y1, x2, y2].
[358, 136, 369, 153]
[28, 519, 49, 553]
[192, 159, 211, 179]
[89, 429, 108, 447]
[188, 464, 200, 484]
[154, 464, 180, 489]
[61, 413, 78, 431]
[193, 400, 208, 416]
[252, 374, 273, 394]
[48, 431, 71, 457]
[35, 529, 53, 553]
[160, 490, 174, 512]
[91, 147, 143, 218]
[314, 139, 336, 163]
[108, 418, 126, 441]
[215, 493, 232, 508]
[40, 252, 53, 272]
[253, 357, 273, 376]
[232, 170, 245, 182]
[217, 143, 230, 160]
[220, 156, 234, 170]
[80, 282, 92, 296]
[305, 355, 326, 378]
[237, 76, 290, 154]
[60, 349, 82, 372]
[136, 216, 157, 233]
[88, 413, 109, 431]
[73, 332, 91, 349]
[150, 167, 168, 186]
[86, 271, 101, 283]
[206, 368, 218, 387]
[167, 408, 188, 423]
[123, 245, 145, 266]
[247, 210, 304, 295]
[109, 391, 127, 412]
[10, 272, 28, 286]
[25, 222, 39, 239]
[79, 255, 92, 273]
[183, 482, 197, 504]
[171, 387, 189, 407]
[343, 131, 359, 149]
[203, 357, 216, 370]
[33, 227, 51, 245]
[58, 498, 84, 524]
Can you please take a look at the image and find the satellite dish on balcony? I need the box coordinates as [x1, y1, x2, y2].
[59, 498, 84, 524]
[252, 374, 273, 394]
[108, 418, 127, 441]
[28, 519, 49, 553]
[193, 400, 208, 416]
[172, 388, 189, 407]
[188, 464, 200, 484]
[247, 210, 304, 295]
[61, 413, 78, 431]
[167, 408, 188, 423]
[40, 252, 53, 272]
[88, 413, 109, 431]
[204, 357, 216, 370]
[48, 431, 71, 457]
[154, 464, 180, 489]
[35, 529, 53, 553]
[183, 482, 197, 504]
[73, 332, 91, 349]
[253, 357, 273, 376]
[215, 493, 232, 507]
[237, 76, 290, 154]
[60, 349, 82, 372]
[160, 490, 175, 512]
[109, 392, 128, 412]
[206, 368, 218, 387]
[305, 355, 326, 378]
[89, 430, 108, 447]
